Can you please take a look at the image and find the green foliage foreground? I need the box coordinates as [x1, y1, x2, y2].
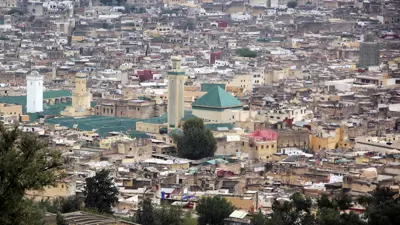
[134, 198, 197, 225]
[252, 186, 400, 225]
[0, 125, 63, 224]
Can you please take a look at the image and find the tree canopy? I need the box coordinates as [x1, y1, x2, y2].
[287, 1, 298, 8]
[358, 186, 400, 225]
[100, 0, 126, 6]
[0, 125, 63, 224]
[134, 198, 188, 225]
[174, 118, 217, 160]
[38, 196, 82, 214]
[135, 198, 154, 225]
[236, 48, 257, 58]
[124, 4, 146, 13]
[252, 192, 365, 225]
[7, 7, 23, 15]
[83, 169, 119, 214]
[196, 195, 235, 225]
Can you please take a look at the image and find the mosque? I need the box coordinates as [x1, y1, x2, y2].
[167, 56, 243, 128]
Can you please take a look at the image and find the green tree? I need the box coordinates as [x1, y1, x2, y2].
[265, 193, 314, 225]
[135, 198, 154, 225]
[251, 211, 269, 225]
[100, 0, 126, 6]
[317, 207, 366, 225]
[334, 193, 352, 210]
[0, 125, 63, 225]
[339, 212, 366, 225]
[18, 199, 47, 225]
[7, 7, 23, 15]
[318, 208, 341, 225]
[60, 196, 82, 213]
[183, 211, 198, 225]
[196, 195, 235, 225]
[175, 118, 217, 160]
[56, 213, 68, 225]
[290, 192, 312, 213]
[84, 169, 118, 214]
[39, 196, 82, 214]
[235, 48, 257, 58]
[154, 204, 183, 225]
[135, 198, 184, 225]
[361, 186, 400, 225]
[287, 1, 298, 8]
[318, 194, 336, 209]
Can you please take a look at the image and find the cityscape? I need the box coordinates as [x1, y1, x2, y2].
[0, 0, 400, 225]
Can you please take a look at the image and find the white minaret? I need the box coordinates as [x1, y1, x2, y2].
[26, 70, 44, 113]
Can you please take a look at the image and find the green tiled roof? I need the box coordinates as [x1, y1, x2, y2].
[129, 131, 150, 139]
[167, 71, 186, 76]
[204, 123, 234, 131]
[200, 83, 226, 92]
[43, 90, 72, 99]
[192, 87, 242, 109]
[45, 110, 193, 137]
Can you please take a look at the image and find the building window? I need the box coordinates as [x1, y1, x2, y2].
[111, 109, 113, 114]
[272, 144, 274, 148]
[103, 108, 105, 113]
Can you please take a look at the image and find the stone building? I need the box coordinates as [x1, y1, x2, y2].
[94, 98, 166, 119]
[276, 129, 310, 150]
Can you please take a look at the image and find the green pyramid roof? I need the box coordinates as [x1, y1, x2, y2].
[192, 87, 243, 109]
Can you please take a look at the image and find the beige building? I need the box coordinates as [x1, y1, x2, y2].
[227, 74, 253, 93]
[240, 130, 278, 161]
[111, 138, 153, 158]
[94, 98, 166, 119]
[26, 178, 76, 201]
[0, 103, 22, 116]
